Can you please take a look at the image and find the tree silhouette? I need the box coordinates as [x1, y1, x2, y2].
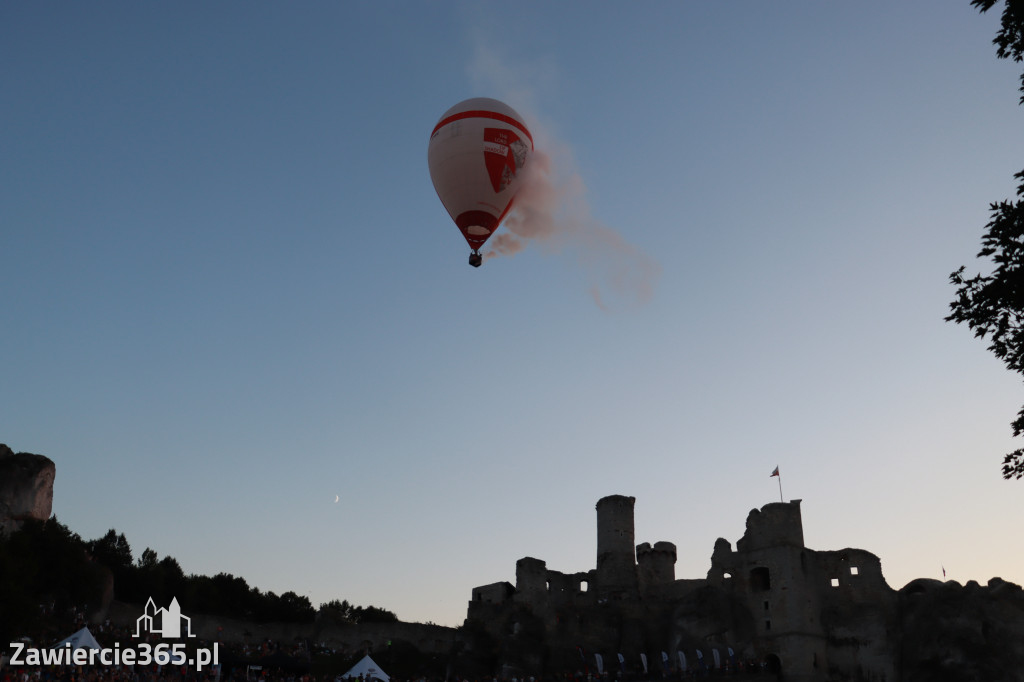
[0, 519, 394, 635]
[971, 0, 1024, 101]
[949, 1, 1024, 478]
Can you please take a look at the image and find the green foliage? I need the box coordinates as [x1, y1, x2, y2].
[357, 604, 399, 623]
[949, 172, 1024, 479]
[0, 521, 392, 634]
[950, 1, 1024, 477]
[319, 598, 398, 624]
[971, 0, 1024, 101]
[138, 547, 158, 569]
[0, 518, 107, 643]
[276, 591, 315, 620]
[87, 529, 133, 571]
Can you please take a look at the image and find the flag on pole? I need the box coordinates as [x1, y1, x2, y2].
[770, 466, 784, 501]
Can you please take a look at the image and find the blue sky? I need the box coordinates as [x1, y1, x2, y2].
[2, 2, 1022, 627]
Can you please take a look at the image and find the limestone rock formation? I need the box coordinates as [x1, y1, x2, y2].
[0, 443, 56, 533]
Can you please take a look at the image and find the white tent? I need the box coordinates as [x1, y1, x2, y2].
[341, 655, 389, 682]
[53, 627, 102, 650]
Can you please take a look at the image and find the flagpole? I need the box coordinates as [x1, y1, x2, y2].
[770, 466, 784, 502]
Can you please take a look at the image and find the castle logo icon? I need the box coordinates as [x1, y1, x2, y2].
[133, 597, 195, 638]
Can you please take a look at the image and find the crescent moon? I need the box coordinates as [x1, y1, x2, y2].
[334, 495, 339, 503]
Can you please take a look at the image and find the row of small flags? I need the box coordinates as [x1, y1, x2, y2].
[577, 647, 736, 673]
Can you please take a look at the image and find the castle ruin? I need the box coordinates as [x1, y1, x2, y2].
[465, 495, 913, 681]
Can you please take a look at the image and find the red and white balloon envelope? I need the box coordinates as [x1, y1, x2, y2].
[428, 97, 533, 267]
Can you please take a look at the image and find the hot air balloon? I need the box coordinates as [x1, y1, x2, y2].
[428, 97, 533, 267]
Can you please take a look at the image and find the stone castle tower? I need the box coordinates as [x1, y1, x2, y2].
[594, 494, 639, 600]
[710, 500, 829, 677]
[636, 540, 676, 592]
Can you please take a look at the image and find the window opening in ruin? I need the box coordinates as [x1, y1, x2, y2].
[831, 578, 840, 587]
[546, 581, 551, 592]
[580, 580, 588, 592]
[850, 566, 859, 575]
[750, 566, 771, 591]
[723, 572, 732, 580]
[765, 620, 771, 631]
[763, 601, 769, 611]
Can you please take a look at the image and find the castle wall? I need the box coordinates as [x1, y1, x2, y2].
[642, 577, 705, 603]
[815, 549, 897, 681]
[815, 548, 888, 597]
[546, 570, 591, 607]
[465, 495, 970, 681]
[471, 582, 513, 605]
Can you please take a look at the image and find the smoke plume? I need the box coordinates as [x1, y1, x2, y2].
[484, 143, 660, 310]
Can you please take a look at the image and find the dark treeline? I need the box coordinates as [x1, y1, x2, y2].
[0, 517, 396, 645]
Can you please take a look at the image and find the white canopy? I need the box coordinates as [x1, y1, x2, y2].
[341, 655, 389, 682]
[54, 627, 102, 650]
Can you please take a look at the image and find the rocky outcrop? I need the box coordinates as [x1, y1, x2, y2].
[0, 443, 56, 533]
[898, 577, 1024, 682]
